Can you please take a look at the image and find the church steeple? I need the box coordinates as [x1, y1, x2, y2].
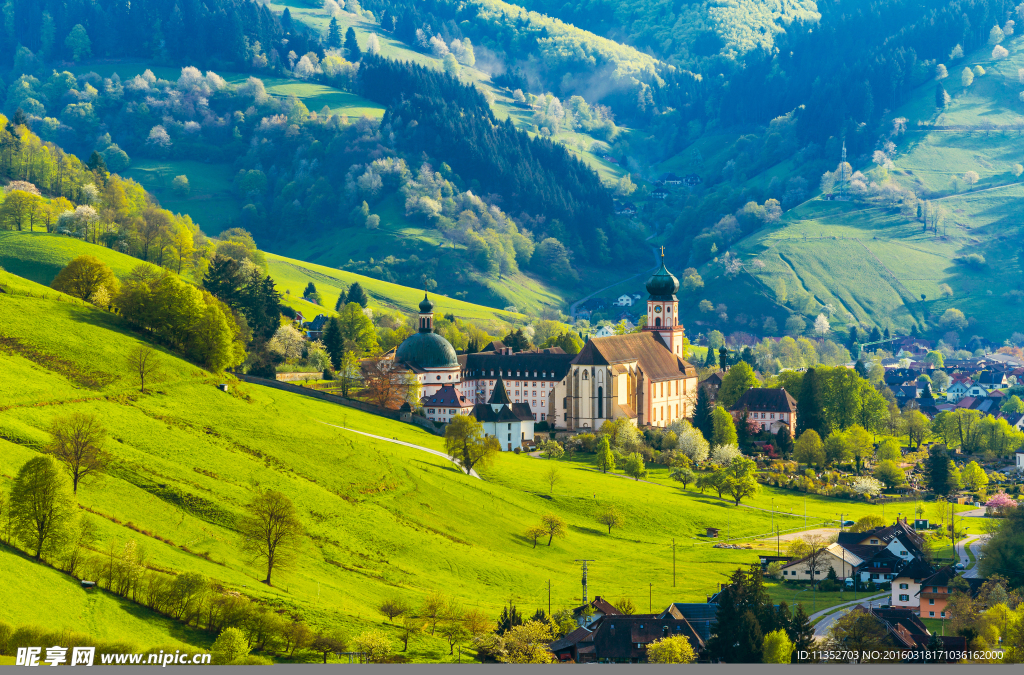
[644, 248, 686, 357]
[418, 292, 434, 333]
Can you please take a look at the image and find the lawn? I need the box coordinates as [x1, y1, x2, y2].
[0, 267, 924, 660]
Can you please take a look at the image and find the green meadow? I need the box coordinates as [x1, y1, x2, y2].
[0, 266, 917, 660]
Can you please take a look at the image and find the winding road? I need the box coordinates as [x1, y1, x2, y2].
[811, 592, 890, 639]
[955, 533, 986, 578]
[318, 421, 481, 479]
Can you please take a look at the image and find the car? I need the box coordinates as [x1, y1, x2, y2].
[842, 520, 855, 527]
[954, 562, 966, 571]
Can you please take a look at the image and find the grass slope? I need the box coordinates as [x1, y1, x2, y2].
[0, 231, 532, 328]
[0, 267, 911, 659]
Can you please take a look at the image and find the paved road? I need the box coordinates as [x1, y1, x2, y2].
[811, 593, 889, 639]
[955, 534, 986, 578]
[318, 421, 481, 479]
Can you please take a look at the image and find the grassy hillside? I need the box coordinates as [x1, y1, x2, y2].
[0, 231, 532, 329]
[0, 266, 914, 659]
[675, 36, 1024, 340]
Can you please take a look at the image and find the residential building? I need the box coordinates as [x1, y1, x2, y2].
[945, 376, 971, 403]
[891, 559, 934, 610]
[728, 388, 797, 436]
[421, 384, 473, 424]
[780, 542, 860, 581]
[551, 614, 704, 664]
[303, 313, 329, 340]
[470, 377, 535, 451]
[594, 325, 616, 337]
[856, 606, 967, 660]
[614, 294, 634, 307]
[571, 596, 622, 628]
[552, 255, 699, 430]
[978, 370, 1009, 389]
[701, 372, 724, 400]
[651, 188, 668, 199]
[917, 567, 955, 619]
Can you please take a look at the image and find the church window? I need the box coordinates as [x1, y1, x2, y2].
[597, 386, 604, 418]
[582, 370, 589, 380]
[437, 376, 442, 380]
[655, 317, 661, 327]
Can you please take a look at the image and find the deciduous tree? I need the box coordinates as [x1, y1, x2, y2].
[238, 489, 304, 586]
[47, 413, 107, 494]
[10, 456, 78, 560]
[444, 415, 499, 474]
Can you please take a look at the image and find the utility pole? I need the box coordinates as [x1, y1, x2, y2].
[574, 559, 595, 621]
[672, 538, 676, 587]
[548, 579, 551, 617]
[649, 583, 653, 613]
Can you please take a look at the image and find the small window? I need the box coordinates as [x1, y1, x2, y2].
[900, 583, 908, 589]
[929, 599, 935, 605]
[929, 612, 935, 617]
[899, 594, 910, 602]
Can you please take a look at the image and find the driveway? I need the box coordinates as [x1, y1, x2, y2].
[318, 421, 481, 479]
[811, 592, 889, 639]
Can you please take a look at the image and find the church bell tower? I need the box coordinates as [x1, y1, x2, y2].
[644, 248, 687, 357]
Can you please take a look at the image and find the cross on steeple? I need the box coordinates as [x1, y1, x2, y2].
[660, 246, 665, 259]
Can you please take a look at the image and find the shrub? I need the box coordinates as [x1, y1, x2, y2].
[211, 627, 250, 664]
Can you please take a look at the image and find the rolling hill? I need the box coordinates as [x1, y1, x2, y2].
[0, 232, 530, 332]
[0, 264, 910, 661]
[664, 35, 1024, 342]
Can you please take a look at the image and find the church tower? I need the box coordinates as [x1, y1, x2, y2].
[643, 248, 687, 357]
[417, 293, 434, 332]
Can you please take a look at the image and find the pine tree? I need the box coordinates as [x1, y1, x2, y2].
[884, 327, 891, 340]
[346, 282, 369, 307]
[704, 347, 717, 368]
[796, 368, 825, 438]
[692, 386, 714, 442]
[496, 603, 523, 635]
[789, 605, 814, 658]
[926, 444, 953, 496]
[775, 425, 793, 459]
[935, 82, 947, 108]
[848, 325, 859, 348]
[869, 326, 882, 343]
[345, 26, 361, 61]
[327, 17, 342, 48]
[323, 317, 344, 369]
[203, 254, 245, 308]
[304, 281, 317, 297]
[334, 289, 347, 311]
[854, 360, 868, 379]
[282, 7, 293, 32]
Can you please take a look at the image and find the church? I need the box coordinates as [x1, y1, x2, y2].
[548, 253, 699, 430]
[390, 253, 697, 436]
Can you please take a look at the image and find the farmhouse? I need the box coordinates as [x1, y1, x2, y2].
[551, 254, 699, 430]
[302, 314, 329, 340]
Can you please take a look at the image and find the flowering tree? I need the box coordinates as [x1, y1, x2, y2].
[852, 476, 884, 496]
[985, 493, 1017, 514]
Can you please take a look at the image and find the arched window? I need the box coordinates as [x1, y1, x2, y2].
[597, 386, 604, 418]
[655, 317, 661, 327]
[582, 370, 589, 380]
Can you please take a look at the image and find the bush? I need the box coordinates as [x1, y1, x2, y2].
[211, 627, 250, 664]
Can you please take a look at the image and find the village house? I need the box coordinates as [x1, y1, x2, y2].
[977, 370, 1009, 389]
[650, 188, 669, 200]
[891, 558, 934, 610]
[945, 375, 971, 403]
[614, 294, 634, 307]
[302, 314, 329, 340]
[728, 388, 797, 436]
[421, 384, 473, 424]
[683, 173, 702, 187]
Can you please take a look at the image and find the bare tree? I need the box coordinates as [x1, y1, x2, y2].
[47, 413, 107, 494]
[596, 505, 625, 534]
[361, 358, 409, 408]
[125, 344, 161, 393]
[238, 490, 304, 586]
[801, 534, 831, 585]
[379, 596, 411, 622]
[543, 466, 561, 494]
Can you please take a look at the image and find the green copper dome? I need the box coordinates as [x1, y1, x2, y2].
[419, 293, 434, 313]
[395, 331, 459, 370]
[646, 258, 679, 300]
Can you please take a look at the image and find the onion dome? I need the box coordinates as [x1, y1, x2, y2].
[645, 253, 679, 300]
[419, 293, 434, 314]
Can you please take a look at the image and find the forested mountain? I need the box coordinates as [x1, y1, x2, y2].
[5, 0, 1024, 340]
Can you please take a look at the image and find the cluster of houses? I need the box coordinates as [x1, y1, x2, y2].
[776, 519, 984, 622]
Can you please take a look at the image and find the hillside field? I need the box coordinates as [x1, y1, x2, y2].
[0, 266, 924, 660]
